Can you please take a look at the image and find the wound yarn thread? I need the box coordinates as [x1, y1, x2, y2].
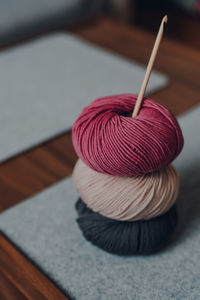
[76, 198, 178, 255]
[72, 94, 183, 255]
[72, 94, 183, 176]
[73, 158, 179, 221]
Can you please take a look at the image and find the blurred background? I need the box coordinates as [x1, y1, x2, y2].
[109, 0, 200, 49]
[0, 0, 199, 48]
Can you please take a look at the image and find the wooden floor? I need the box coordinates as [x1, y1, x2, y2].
[0, 17, 200, 299]
[0, 234, 68, 300]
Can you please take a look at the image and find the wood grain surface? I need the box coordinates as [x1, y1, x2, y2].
[0, 17, 199, 300]
[0, 234, 69, 300]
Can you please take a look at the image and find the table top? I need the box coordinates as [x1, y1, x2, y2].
[0, 17, 200, 300]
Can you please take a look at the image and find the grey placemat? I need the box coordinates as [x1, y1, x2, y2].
[0, 0, 102, 44]
[0, 107, 200, 300]
[0, 33, 167, 163]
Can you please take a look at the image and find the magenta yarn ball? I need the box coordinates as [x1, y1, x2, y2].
[72, 94, 184, 176]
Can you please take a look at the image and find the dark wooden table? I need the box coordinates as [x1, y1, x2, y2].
[0, 18, 200, 299]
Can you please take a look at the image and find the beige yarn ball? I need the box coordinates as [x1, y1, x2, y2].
[73, 158, 179, 221]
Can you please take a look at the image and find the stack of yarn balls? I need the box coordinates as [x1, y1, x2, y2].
[72, 94, 184, 255]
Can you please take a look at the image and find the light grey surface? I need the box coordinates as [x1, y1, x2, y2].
[0, 0, 103, 44]
[0, 107, 200, 300]
[0, 33, 167, 163]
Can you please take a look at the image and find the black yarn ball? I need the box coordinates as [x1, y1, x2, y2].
[75, 198, 178, 255]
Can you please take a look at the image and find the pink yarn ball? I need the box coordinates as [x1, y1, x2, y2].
[72, 94, 183, 176]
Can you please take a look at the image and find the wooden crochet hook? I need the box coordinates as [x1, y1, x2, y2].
[132, 15, 168, 118]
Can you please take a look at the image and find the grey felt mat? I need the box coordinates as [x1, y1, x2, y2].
[0, 33, 167, 163]
[0, 0, 102, 44]
[0, 106, 200, 300]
